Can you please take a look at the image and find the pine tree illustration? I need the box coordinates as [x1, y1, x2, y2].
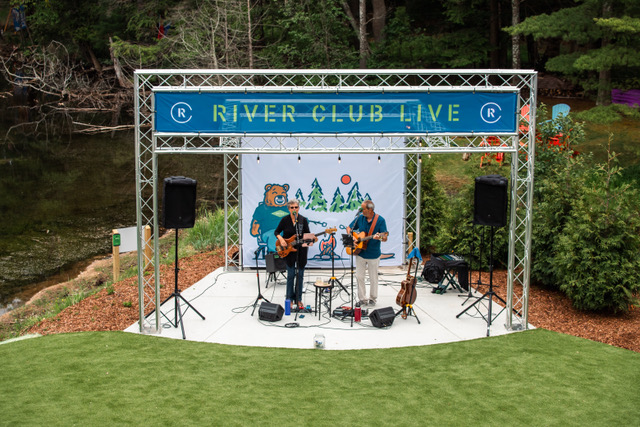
[329, 187, 346, 213]
[307, 178, 328, 212]
[295, 188, 306, 207]
[363, 193, 372, 201]
[344, 182, 364, 211]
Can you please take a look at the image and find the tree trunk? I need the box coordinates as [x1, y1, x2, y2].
[341, 1, 358, 34]
[109, 37, 131, 88]
[596, 1, 612, 106]
[85, 44, 103, 74]
[247, 0, 254, 69]
[371, 0, 386, 43]
[359, 0, 368, 68]
[511, 0, 520, 69]
[489, 0, 500, 69]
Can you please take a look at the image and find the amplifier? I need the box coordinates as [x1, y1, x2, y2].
[332, 307, 368, 318]
[370, 307, 395, 328]
[258, 302, 284, 322]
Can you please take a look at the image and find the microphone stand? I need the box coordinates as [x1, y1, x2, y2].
[341, 233, 356, 327]
[293, 212, 304, 321]
[251, 245, 270, 316]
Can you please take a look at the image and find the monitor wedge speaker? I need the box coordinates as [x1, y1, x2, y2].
[369, 306, 395, 328]
[258, 302, 284, 322]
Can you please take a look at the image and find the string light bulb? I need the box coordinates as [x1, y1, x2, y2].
[338, 154, 341, 164]
[298, 154, 301, 163]
[378, 155, 381, 163]
[257, 155, 260, 164]
[419, 154, 422, 163]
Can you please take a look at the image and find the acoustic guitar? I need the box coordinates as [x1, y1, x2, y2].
[396, 257, 417, 310]
[276, 227, 336, 258]
[345, 231, 389, 255]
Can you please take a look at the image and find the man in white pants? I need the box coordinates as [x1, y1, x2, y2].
[346, 201, 388, 306]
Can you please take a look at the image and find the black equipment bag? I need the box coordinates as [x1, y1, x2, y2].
[422, 259, 444, 284]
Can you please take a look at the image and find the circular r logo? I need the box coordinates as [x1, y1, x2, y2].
[170, 102, 193, 124]
[480, 102, 502, 124]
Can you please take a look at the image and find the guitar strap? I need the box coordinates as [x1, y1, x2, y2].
[367, 214, 379, 237]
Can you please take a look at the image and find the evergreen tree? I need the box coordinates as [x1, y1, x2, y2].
[329, 187, 346, 213]
[307, 178, 328, 212]
[344, 182, 364, 211]
[295, 189, 306, 207]
[506, 0, 640, 104]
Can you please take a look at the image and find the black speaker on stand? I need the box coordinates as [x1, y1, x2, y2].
[150, 176, 205, 339]
[457, 175, 508, 336]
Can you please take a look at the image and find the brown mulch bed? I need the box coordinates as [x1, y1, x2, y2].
[27, 249, 640, 353]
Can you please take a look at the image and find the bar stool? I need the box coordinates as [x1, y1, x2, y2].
[314, 281, 333, 319]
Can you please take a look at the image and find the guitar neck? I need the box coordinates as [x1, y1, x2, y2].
[357, 231, 388, 243]
[405, 258, 414, 280]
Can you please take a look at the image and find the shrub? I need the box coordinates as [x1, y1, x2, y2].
[573, 104, 640, 125]
[531, 117, 587, 288]
[554, 143, 640, 312]
[410, 155, 449, 252]
[183, 207, 239, 252]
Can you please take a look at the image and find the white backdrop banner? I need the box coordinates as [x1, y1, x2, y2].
[241, 137, 405, 268]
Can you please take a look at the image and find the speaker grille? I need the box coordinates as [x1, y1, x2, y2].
[162, 176, 197, 229]
[265, 252, 287, 273]
[473, 175, 508, 227]
[369, 307, 395, 328]
[258, 302, 284, 322]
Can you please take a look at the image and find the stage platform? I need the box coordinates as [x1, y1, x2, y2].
[124, 266, 530, 350]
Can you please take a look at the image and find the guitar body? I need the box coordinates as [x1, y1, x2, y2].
[396, 276, 417, 306]
[396, 258, 417, 307]
[276, 228, 337, 258]
[345, 231, 388, 255]
[345, 231, 367, 255]
[275, 235, 298, 258]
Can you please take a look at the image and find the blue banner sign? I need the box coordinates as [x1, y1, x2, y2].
[154, 91, 517, 134]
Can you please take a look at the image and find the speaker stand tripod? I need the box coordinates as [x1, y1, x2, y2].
[251, 246, 270, 316]
[460, 224, 484, 305]
[153, 229, 205, 340]
[456, 226, 506, 336]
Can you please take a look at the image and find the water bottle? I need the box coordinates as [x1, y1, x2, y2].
[355, 306, 362, 322]
[314, 333, 325, 349]
[285, 299, 291, 315]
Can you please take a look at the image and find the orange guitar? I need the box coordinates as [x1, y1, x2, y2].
[276, 228, 337, 258]
[345, 231, 388, 255]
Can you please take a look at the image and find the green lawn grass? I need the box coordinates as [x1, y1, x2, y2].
[1, 329, 638, 426]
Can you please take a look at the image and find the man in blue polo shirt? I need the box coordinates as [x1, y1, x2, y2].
[347, 200, 388, 306]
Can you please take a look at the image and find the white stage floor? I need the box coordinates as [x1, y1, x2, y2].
[125, 266, 529, 350]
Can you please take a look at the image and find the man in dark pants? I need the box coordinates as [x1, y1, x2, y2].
[275, 199, 317, 311]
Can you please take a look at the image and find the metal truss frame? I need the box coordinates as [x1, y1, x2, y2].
[134, 69, 537, 333]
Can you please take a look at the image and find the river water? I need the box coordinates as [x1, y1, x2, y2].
[0, 119, 224, 315]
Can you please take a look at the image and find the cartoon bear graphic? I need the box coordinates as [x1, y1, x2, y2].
[250, 183, 290, 253]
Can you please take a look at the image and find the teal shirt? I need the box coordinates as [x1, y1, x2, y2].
[349, 214, 387, 259]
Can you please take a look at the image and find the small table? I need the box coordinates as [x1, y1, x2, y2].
[314, 282, 333, 319]
[428, 253, 469, 294]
